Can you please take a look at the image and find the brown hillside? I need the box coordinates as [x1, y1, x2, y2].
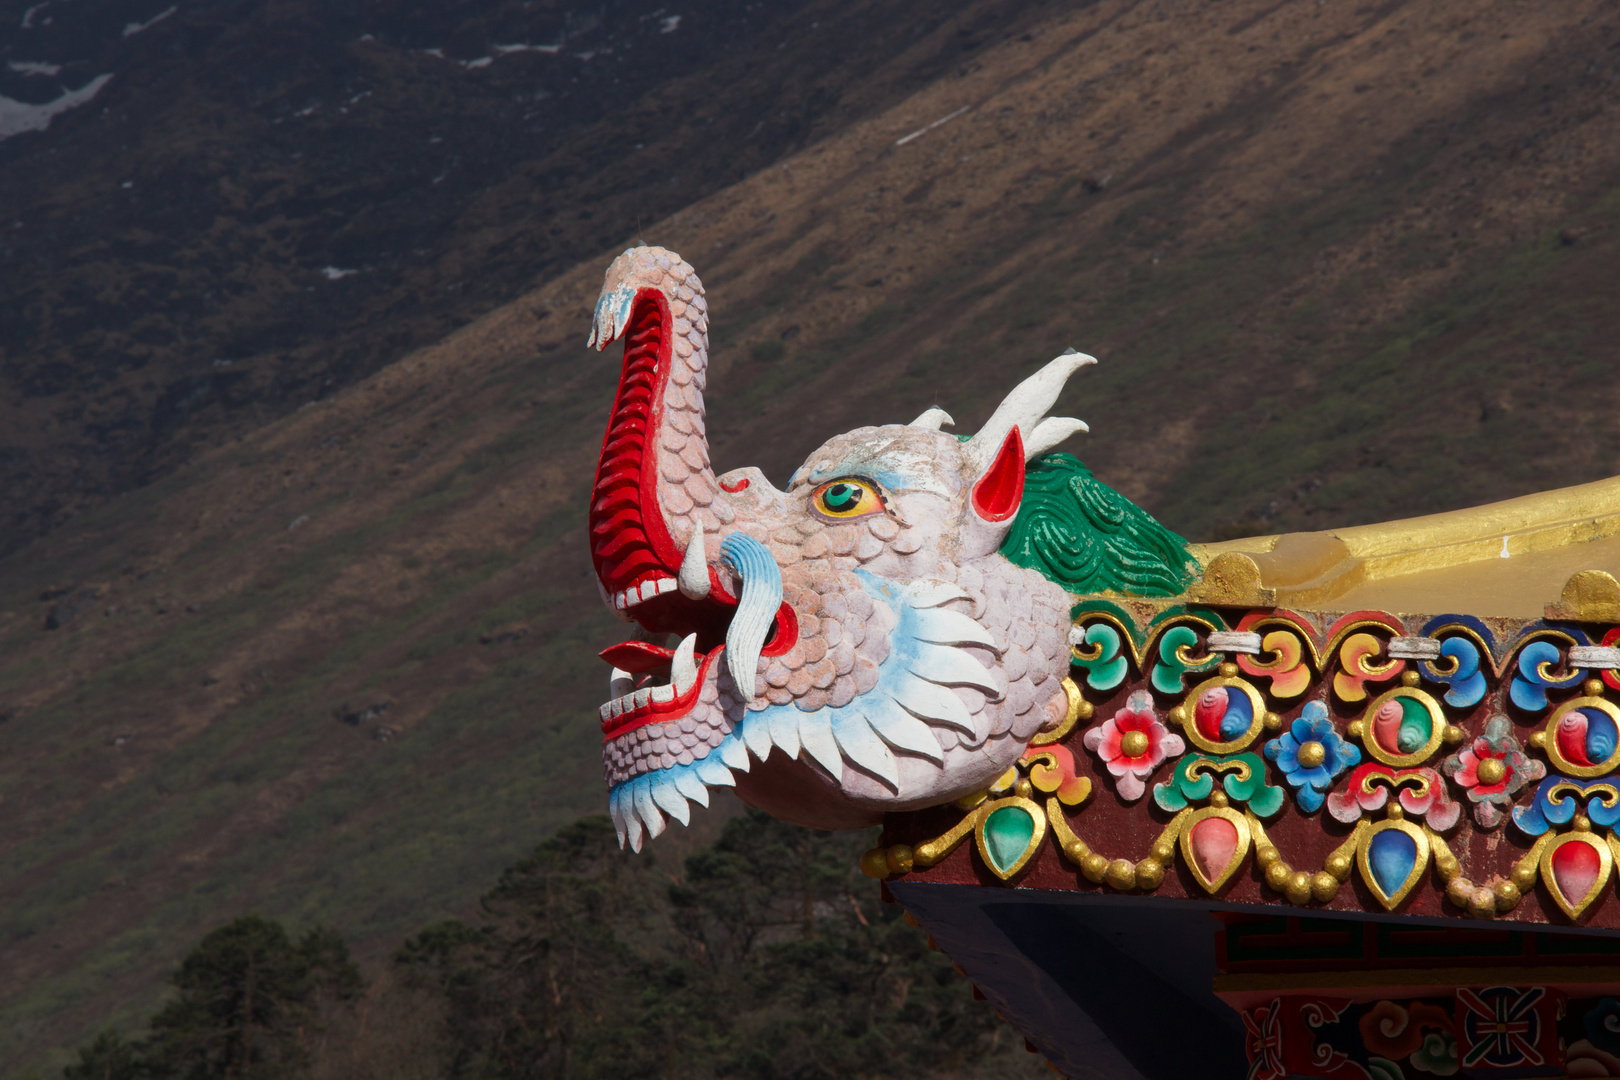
[4, 0, 1620, 1069]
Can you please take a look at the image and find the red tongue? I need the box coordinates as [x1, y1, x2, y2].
[600, 640, 676, 673]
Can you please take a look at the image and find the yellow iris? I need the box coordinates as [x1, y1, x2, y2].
[812, 478, 882, 519]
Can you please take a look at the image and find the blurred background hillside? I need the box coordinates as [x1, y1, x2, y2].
[2, 0, 1618, 1072]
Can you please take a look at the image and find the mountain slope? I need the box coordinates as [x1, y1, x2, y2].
[3, 0, 1620, 1069]
[0, 0, 1057, 549]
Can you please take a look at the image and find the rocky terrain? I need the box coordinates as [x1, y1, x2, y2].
[2, 0, 1619, 1070]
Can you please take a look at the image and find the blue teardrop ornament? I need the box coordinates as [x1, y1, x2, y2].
[1367, 829, 1418, 900]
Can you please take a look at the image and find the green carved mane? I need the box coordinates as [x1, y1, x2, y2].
[998, 452, 1196, 598]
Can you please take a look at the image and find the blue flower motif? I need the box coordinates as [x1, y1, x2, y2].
[1263, 701, 1360, 812]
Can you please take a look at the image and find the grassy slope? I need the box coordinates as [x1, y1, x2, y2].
[4, 0, 1620, 1068]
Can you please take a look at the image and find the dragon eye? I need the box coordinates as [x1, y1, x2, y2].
[813, 478, 882, 519]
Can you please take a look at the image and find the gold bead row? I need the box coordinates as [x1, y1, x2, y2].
[1249, 814, 1349, 906]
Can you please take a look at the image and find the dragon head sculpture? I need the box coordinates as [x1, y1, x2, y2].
[587, 246, 1196, 847]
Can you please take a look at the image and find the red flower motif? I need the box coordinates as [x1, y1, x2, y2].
[1082, 690, 1184, 801]
[1442, 715, 1543, 828]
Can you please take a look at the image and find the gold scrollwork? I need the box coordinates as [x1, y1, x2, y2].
[1029, 677, 1090, 746]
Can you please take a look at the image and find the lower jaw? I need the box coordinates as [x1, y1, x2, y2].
[600, 647, 723, 741]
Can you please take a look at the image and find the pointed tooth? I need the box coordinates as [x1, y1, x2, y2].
[907, 643, 1001, 697]
[865, 705, 945, 763]
[798, 717, 844, 778]
[673, 768, 711, 808]
[671, 634, 699, 694]
[769, 709, 800, 760]
[894, 672, 975, 733]
[742, 712, 774, 761]
[609, 787, 628, 847]
[610, 667, 634, 700]
[678, 522, 710, 599]
[695, 755, 735, 787]
[650, 776, 690, 825]
[911, 608, 1000, 651]
[832, 710, 900, 788]
[718, 736, 751, 772]
[633, 779, 665, 840]
[901, 581, 973, 609]
[623, 788, 646, 852]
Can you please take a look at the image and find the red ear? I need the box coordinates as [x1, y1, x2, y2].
[971, 426, 1025, 522]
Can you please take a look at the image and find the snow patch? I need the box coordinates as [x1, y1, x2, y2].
[894, 104, 972, 147]
[494, 42, 562, 54]
[461, 56, 492, 70]
[7, 60, 61, 76]
[321, 266, 358, 280]
[20, 3, 49, 29]
[0, 74, 113, 142]
[660, 15, 681, 33]
[123, 5, 177, 37]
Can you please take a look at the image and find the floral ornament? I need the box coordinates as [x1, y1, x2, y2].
[1441, 715, 1544, 828]
[1263, 701, 1360, 812]
[1326, 763, 1462, 831]
[1082, 689, 1184, 801]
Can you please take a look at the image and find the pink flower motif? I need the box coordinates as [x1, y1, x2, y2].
[1441, 715, 1544, 828]
[1082, 690, 1183, 801]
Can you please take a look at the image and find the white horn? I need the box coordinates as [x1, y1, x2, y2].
[1024, 416, 1089, 460]
[908, 406, 955, 430]
[963, 348, 1095, 470]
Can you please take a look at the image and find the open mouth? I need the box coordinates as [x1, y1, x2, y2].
[588, 282, 794, 740]
[595, 578, 799, 738]
[595, 588, 733, 736]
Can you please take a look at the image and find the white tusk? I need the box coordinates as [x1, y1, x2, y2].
[671, 633, 699, 694]
[678, 522, 710, 599]
[609, 667, 634, 699]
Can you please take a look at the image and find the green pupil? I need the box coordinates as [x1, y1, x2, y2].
[826, 484, 859, 510]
